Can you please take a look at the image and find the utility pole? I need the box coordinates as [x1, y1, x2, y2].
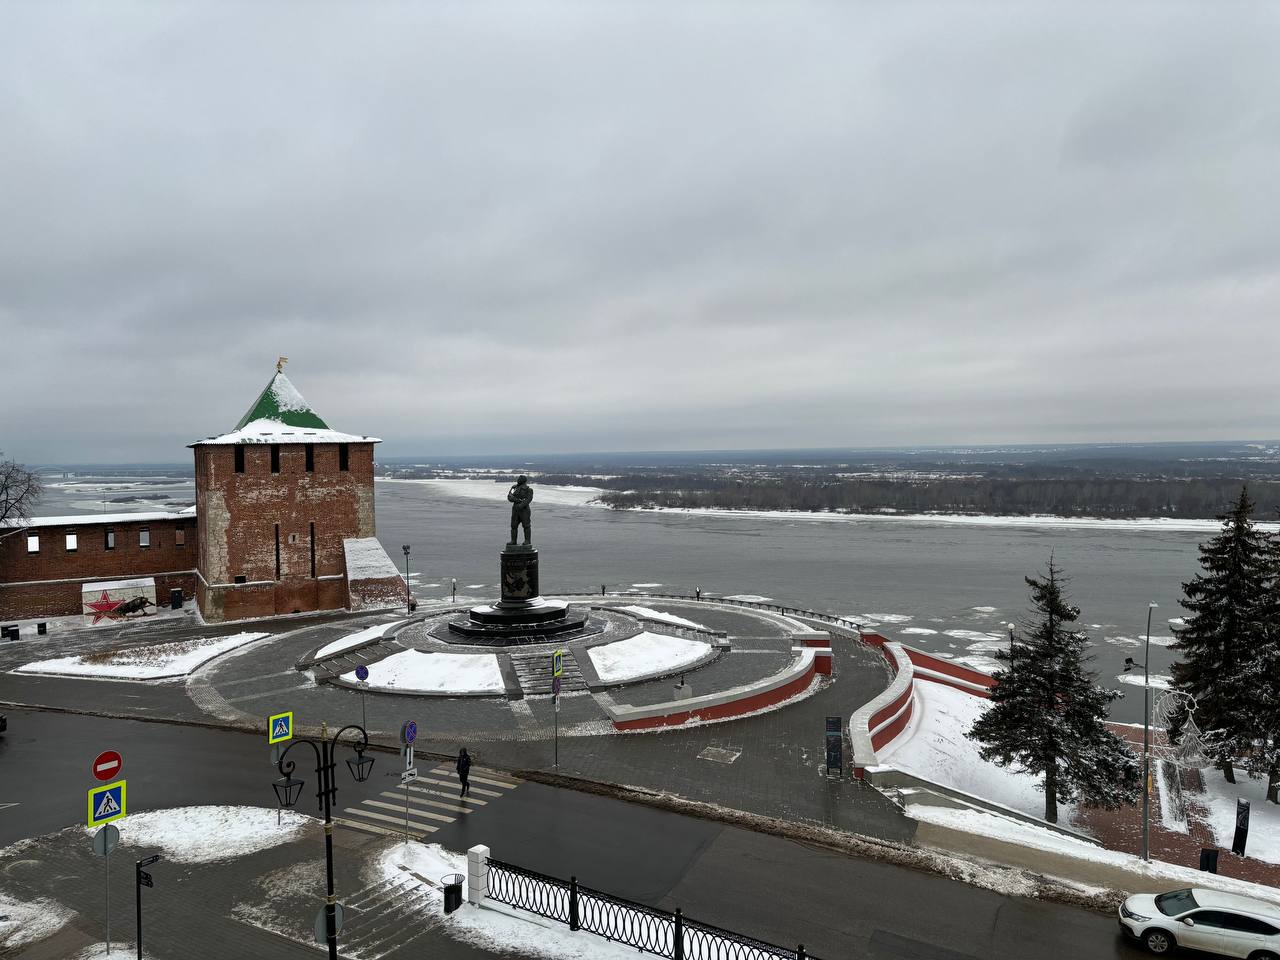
[1142, 601, 1157, 862]
[401, 544, 411, 613]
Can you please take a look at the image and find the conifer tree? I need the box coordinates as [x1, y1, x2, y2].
[967, 558, 1139, 823]
[1170, 486, 1271, 783]
[1246, 520, 1280, 803]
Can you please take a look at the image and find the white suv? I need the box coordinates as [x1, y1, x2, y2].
[1119, 887, 1280, 958]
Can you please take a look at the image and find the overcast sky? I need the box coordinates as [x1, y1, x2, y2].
[3, 2, 1278, 462]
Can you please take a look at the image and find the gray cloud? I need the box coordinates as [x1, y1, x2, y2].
[2, 1, 1279, 462]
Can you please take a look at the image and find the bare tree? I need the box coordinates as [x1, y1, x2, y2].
[1, 452, 42, 528]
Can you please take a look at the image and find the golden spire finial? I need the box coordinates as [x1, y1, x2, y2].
[276, 356, 289, 373]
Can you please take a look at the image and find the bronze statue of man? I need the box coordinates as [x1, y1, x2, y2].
[507, 475, 533, 545]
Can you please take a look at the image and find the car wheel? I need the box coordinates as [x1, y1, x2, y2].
[1144, 929, 1174, 955]
[1248, 952, 1279, 960]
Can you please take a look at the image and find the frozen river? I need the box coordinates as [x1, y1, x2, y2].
[37, 474, 1216, 722]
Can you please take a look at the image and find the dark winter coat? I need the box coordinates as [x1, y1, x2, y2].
[456, 753, 472, 779]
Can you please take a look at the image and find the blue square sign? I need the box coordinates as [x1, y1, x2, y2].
[88, 779, 127, 827]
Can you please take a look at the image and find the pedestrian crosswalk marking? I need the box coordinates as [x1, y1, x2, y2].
[407, 784, 488, 806]
[363, 799, 454, 824]
[380, 790, 470, 815]
[430, 767, 519, 789]
[336, 817, 406, 838]
[420, 775, 502, 798]
[343, 807, 439, 833]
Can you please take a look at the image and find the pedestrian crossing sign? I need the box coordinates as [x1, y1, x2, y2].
[87, 779, 126, 827]
[552, 650, 564, 677]
[268, 711, 294, 744]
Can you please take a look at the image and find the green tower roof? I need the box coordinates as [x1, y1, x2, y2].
[235, 372, 330, 430]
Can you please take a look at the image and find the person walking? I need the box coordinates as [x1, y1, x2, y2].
[456, 747, 472, 798]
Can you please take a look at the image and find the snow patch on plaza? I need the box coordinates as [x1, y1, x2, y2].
[620, 606, 710, 631]
[588, 631, 712, 683]
[84, 806, 312, 863]
[313, 621, 403, 661]
[0, 891, 75, 953]
[343, 649, 504, 694]
[15, 632, 269, 680]
[1116, 673, 1172, 690]
[880, 682, 1076, 826]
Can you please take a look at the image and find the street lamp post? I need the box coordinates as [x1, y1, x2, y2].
[401, 544, 411, 614]
[1007, 622, 1016, 667]
[272, 722, 374, 960]
[1125, 601, 1158, 862]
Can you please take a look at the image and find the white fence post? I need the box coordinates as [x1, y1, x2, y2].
[467, 845, 490, 906]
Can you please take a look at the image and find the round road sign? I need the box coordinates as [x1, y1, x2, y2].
[92, 750, 123, 781]
[355, 664, 369, 682]
[92, 823, 120, 857]
[400, 720, 417, 745]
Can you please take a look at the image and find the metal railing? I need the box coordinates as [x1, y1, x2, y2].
[554, 590, 867, 637]
[486, 856, 819, 960]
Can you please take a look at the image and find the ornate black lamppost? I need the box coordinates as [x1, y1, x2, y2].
[272, 722, 374, 960]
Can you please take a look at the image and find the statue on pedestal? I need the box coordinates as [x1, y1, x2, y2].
[507, 475, 533, 546]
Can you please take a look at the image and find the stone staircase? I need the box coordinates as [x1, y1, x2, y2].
[336, 871, 439, 958]
[309, 643, 400, 683]
[509, 648, 587, 695]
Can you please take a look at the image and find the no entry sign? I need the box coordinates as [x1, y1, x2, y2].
[92, 750, 123, 781]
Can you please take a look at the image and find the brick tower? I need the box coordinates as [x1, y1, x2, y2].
[190, 365, 396, 622]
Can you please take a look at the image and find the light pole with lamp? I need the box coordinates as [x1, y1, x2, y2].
[401, 544, 411, 614]
[1007, 622, 1016, 667]
[271, 722, 374, 960]
[1124, 601, 1158, 861]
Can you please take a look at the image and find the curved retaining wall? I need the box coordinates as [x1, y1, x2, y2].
[850, 633, 997, 777]
[605, 646, 823, 731]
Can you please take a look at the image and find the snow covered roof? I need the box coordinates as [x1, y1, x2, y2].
[2, 511, 192, 529]
[190, 370, 380, 446]
[343, 537, 402, 581]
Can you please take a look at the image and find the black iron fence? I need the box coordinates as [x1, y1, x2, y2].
[485, 856, 821, 960]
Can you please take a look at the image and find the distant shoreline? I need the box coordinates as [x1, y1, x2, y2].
[375, 478, 1275, 533]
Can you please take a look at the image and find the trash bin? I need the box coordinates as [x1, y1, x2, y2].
[37, 622, 47, 635]
[1, 626, 15, 641]
[441, 873, 465, 914]
[1200, 848, 1220, 873]
[170, 588, 184, 610]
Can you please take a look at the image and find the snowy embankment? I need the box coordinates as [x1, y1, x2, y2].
[588, 632, 712, 684]
[342, 649, 504, 695]
[1200, 769, 1280, 865]
[879, 682, 1076, 826]
[619, 606, 710, 631]
[376, 843, 657, 959]
[378, 477, 606, 507]
[313, 620, 404, 661]
[83, 806, 312, 863]
[15, 632, 269, 680]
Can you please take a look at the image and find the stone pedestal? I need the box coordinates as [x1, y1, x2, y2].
[447, 542, 589, 644]
[499, 544, 539, 605]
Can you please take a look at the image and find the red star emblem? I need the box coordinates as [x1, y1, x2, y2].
[85, 590, 124, 625]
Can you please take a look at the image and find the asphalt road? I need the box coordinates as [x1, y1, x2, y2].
[1, 709, 1150, 959]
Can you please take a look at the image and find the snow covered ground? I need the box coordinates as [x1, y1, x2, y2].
[721, 594, 773, 603]
[0, 891, 75, 954]
[378, 477, 606, 507]
[619, 605, 710, 631]
[15, 632, 269, 680]
[84, 806, 312, 863]
[312, 620, 403, 660]
[879, 682, 1075, 826]
[588, 631, 712, 683]
[375, 843, 644, 959]
[1199, 768, 1280, 865]
[342, 649, 504, 694]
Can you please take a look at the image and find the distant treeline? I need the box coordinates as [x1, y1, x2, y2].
[595, 477, 1280, 520]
